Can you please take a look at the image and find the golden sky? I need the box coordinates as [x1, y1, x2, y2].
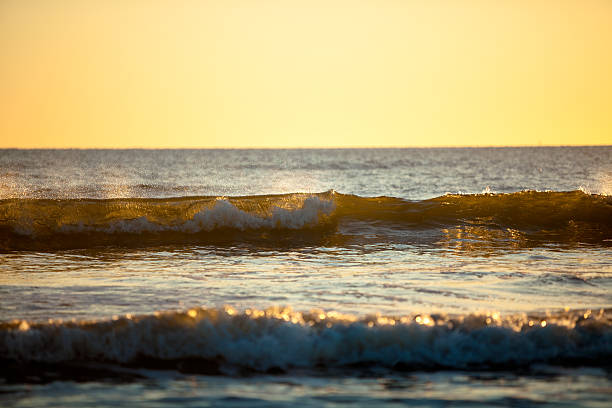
[1, 0, 610, 148]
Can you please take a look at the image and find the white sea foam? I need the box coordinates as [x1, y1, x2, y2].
[2, 307, 610, 371]
[58, 197, 335, 234]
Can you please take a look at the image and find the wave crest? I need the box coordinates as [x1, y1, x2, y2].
[2, 307, 610, 375]
[1, 190, 611, 250]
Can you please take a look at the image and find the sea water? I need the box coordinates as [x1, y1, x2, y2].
[1, 147, 611, 407]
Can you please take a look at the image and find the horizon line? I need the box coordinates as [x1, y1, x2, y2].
[1, 144, 610, 150]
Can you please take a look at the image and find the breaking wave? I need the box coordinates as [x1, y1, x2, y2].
[1, 190, 611, 250]
[1, 307, 610, 380]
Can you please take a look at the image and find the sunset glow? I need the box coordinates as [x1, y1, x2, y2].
[1, 0, 611, 148]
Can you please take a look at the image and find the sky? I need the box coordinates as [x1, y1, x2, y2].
[0, 0, 611, 148]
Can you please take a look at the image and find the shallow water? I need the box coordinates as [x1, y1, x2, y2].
[3, 369, 611, 408]
[1, 147, 611, 406]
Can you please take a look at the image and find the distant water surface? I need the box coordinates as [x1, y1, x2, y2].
[1, 147, 610, 199]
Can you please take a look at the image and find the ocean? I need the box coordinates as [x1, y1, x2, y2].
[1, 147, 611, 407]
